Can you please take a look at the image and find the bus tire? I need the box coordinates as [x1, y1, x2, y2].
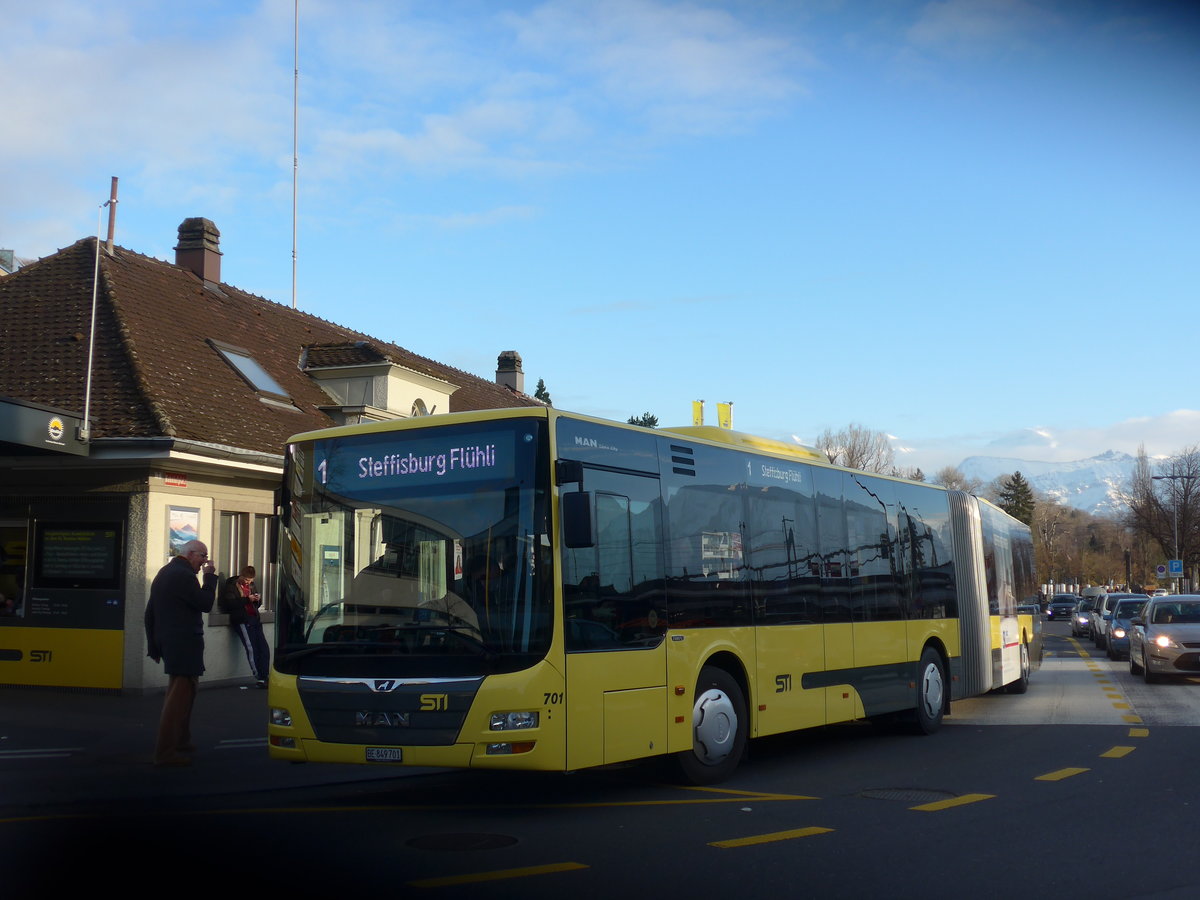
[1005, 641, 1030, 694]
[676, 666, 747, 785]
[911, 647, 946, 734]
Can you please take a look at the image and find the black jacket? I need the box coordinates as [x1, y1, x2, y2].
[219, 576, 259, 625]
[144, 556, 217, 676]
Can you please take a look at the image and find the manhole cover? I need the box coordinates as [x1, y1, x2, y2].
[406, 833, 519, 851]
[859, 788, 958, 803]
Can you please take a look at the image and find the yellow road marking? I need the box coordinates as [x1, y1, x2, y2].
[1036, 767, 1089, 781]
[1122, 714, 1143, 724]
[1111, 702, 1130, 710]
[409, 862, 587, 888]
[674, 785, 818, 801]
[910, 793, 994, 811]
[710, 826, 834, 848]
[1129, 727, 1149, 738]
[1101, 746, 1135, 758]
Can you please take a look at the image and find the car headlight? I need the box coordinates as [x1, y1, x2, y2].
[1112, 627, 1126, 639]
[1154, 634, 1179, 649]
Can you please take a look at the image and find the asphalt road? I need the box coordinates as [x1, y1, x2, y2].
[4, 623, 1199, 897]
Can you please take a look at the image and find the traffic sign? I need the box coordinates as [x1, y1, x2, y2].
[1169, 559, 1184, 577]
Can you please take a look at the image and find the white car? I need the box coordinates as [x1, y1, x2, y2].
[1129, 596, 1200, 682]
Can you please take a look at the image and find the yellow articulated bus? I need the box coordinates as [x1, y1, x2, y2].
[268, 408, 1037, 783]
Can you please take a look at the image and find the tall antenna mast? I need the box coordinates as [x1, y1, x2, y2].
[83, 177, 119, 443]
[292, 0, 299, 309]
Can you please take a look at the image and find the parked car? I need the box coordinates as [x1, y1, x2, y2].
[1071, 599, 1096, 637]
[1093, 593, 1148, 650]
[1105, 597, 1147, 661]
[1046, 593, 1079, 621]
[1129, 595, 1200, 682]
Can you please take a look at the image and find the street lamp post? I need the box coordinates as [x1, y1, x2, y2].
[1152, 473, 1193, 593]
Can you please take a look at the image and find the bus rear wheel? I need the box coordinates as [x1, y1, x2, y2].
[676, 666, 747, 785]
[1005, 641, 1030, 694]
[911, 648, 946, 734]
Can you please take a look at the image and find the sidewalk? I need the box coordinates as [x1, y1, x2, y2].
[0, 682, 432, 815]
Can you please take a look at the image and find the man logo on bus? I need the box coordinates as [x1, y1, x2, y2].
[371, 679, 402, 692]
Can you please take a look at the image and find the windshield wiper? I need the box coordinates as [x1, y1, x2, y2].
[282, 626, 497, 663]
[280, 642, 416, 662]
[396, 624, 495, 657]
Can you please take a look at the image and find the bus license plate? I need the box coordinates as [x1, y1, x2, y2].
[365, 747, 403, 763]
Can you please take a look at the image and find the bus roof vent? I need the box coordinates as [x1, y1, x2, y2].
[658, 426, 824, 461]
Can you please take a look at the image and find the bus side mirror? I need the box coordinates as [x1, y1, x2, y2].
[562, 492, 595, 548]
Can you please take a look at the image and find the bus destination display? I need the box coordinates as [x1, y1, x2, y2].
[316, 430, 517, 497]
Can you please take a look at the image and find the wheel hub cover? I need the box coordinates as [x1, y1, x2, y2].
[693, 688, 736, 763]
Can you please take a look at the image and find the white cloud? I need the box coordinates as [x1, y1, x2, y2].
[505, 0, 809, 134]
[907, 0, 1060, 56]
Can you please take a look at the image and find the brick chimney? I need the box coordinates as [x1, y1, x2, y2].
[174, 217, 222, 283]
[496, 350, 524, 394]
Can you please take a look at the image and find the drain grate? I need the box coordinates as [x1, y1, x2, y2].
[406, 833, 519, 852]
[859, 788, 958, 803]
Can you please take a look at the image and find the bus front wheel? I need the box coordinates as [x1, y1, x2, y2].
[677, 666, 747, 785]
[912, 648, 946, 734]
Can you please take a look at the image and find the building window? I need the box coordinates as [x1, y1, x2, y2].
[209, 340, 289, 398]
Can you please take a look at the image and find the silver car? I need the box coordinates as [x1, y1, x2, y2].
[1129, 595, 1200, 682]
[1071, 599, 1095, 637]
[1105, 598, 1147, 661]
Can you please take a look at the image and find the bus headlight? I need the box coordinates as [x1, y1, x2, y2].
[490, 711, 539, 730]
[271, 707, 293, 727]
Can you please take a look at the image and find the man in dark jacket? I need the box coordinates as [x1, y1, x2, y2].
[144, 540, 217, 766]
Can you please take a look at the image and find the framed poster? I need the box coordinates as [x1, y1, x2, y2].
[167, 506, 201, 560]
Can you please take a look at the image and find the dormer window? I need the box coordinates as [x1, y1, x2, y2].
[210, 340, 289, 399]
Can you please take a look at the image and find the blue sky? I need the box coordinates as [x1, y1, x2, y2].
[3, 0, 1198, 473]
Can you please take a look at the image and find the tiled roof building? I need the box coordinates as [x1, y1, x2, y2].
[1, 219, 538, 454]
[0, 218, 540, 691]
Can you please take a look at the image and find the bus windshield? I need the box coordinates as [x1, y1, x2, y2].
[276, 418, 552, 677]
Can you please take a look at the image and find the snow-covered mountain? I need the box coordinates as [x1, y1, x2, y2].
[959, 450, 1135, 517]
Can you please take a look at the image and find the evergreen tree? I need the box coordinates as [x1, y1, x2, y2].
[533, 378, 552, 406]
[627, 412, 658, 428]
[997, 471, 1036, 524]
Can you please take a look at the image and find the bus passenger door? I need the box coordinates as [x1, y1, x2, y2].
[561, 472, 667, 770]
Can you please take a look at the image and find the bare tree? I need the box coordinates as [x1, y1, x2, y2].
[813, 423, 896, 474]
[1122, 444, 1200, 580]
[932, 465, 982, 493]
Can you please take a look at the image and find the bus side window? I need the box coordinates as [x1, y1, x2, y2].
[746, 486, 820, 625]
